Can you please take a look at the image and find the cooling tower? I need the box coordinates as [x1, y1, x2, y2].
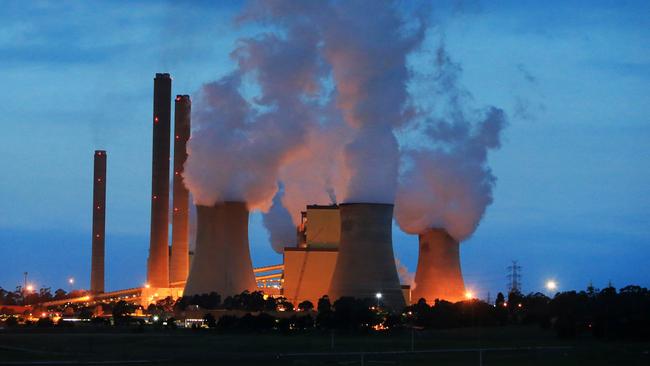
[412, 228, 466, 303]
[147, 73, 171, 288]
[90, 150, 106, 294]
[183, 201, 256, 297]
[169, 95, 191, 286]
[328, 203, 405, 310]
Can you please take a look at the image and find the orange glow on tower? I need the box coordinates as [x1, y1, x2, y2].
[169, 95, 191, 286]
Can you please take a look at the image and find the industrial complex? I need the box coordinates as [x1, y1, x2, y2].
[81, 73, 466, 310]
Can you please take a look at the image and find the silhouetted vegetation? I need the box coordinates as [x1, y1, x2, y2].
[1, 285, 648, 341]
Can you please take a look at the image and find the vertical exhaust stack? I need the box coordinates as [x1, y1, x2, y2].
[169, 95, 191, 286]
[413, 228, 466, 303]
[183, 201, 256, 297]
[328, 203, 405, 310]
[147, 73, 172, 288]
[90, 150, 106, 294]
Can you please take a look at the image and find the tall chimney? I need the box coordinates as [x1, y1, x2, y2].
[328, 203, 406, 310]
[412, 228, 466, 303]
[183, 202, 256, 297]
[90, 150, 106, 294]
[147, 73, 172, 288]
[169, 95, 191, 286]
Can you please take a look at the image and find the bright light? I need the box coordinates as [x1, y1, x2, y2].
[375, 292, 382, 299]
[68, 278, 75, 285]
[546, 280, 558, 291]
[26, 285, 34, 292]
[144, 283, 151, 289]
[153, 315, 159, 322]
[464, 291, 474, 300]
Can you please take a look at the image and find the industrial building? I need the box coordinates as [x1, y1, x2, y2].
[85, 73, 464, 309]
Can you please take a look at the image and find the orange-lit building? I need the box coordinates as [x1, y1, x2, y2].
[283, 205, 340, 306]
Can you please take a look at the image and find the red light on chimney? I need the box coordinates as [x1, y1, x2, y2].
[96, 206, 101, 209]
[97, 178, 102, 182]
[175, 135, 179, 140]
[153, 195, 157, 199]
[174, 207, 179, 212]
[96, 234, 100, 238]
[176, 96, 181, 101]
[174, 171, 179, 176]
[154, 117, 159, 123]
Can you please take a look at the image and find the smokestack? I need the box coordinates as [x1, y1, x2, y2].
[169, 95, 191, 286]
[147, 73, 171, 288]
[328, 203, 405, 310]
[412, 228, 466, 303]
[183, 201, 256, 297]
[90, 150, 106, 294]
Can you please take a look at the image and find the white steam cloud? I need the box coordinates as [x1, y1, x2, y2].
[184, 1, 506, 248]
[394, 44, 507, 241]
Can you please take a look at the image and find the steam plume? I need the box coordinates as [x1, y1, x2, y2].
[183, 4, 324, 210]
[395, 44, 507, 241]
[262, 184, 296, 253]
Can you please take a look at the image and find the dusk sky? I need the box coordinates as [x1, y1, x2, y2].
[1, 0, 648, 298]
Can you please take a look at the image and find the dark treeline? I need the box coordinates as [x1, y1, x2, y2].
[407, 285, 650, 340]
[0, 287, 85, 306]
[175, 285, 650, 340]
[2, 285, 649, 340]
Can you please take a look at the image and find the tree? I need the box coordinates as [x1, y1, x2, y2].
[204, 313, 217, 328]
[317, 295, 331, 314]
[495, 292, 505, 307]
[298, 300, 314, 312]
[54, 289, 67, 300]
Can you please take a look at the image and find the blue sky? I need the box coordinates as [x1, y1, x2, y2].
[0, 0, 648, 298]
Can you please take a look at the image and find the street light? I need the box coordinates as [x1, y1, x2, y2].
[546, 280, 557, 292]
[26, 284, 34, 292]
[68, 277, 75, 285]
[464, 291, 474, 300]
[375, 292, 382, 308]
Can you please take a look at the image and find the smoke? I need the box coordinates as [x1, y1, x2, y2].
[395, 258, 416, 289]
[185, 1, 506, 247]
[183, 4, 324, 210]
[262, 184, 297, 253]
[239, 0, 430, 215]
[394, 43, 507, 241]
[319, 1, 429, 203]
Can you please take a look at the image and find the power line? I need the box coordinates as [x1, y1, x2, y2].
[506, 260, 522, 293]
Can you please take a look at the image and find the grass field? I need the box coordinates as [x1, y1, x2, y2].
[0, 326, 648, 365]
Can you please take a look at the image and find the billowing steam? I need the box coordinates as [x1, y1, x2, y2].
[396, 258, 416, 290]
[394, 44, 507, 241]
[185, 1, 506, 249]
[183, 4, 323, 210]
[262, 184, 296, 253]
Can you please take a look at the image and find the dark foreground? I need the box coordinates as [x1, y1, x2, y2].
[1, 326, 648, 365]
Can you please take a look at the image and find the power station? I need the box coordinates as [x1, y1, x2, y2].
[87, 73, 467, 308]
[412, 228, 466, 303]
[169, 95, 191, 287]
[147, 73, 172, 289]
[90, 150, 106, 294]
[184, 202, 256, 297]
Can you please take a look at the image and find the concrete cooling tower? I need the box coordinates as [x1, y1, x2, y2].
[328, 203, 406, 310]
[412, 228, 466, 303]
[183, 201, 256, 297]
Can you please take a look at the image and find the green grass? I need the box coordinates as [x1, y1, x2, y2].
[0, 326, 648, 365]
